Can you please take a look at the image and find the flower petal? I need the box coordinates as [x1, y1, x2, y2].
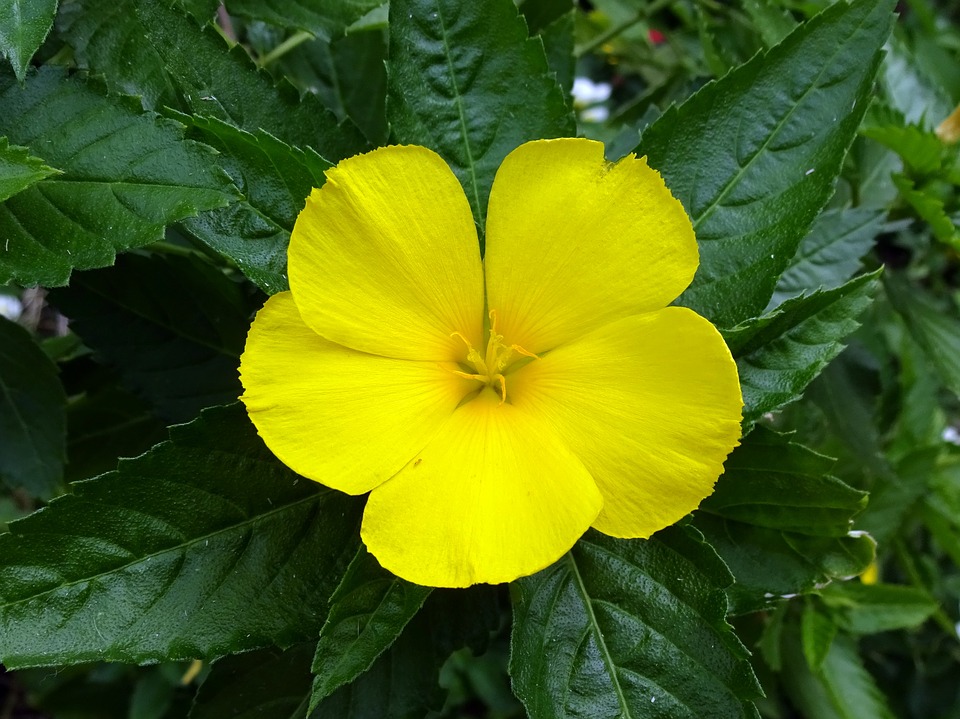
[361, 389, 602, 587]
[510, 307, 742, 538]
[484, 138, 698, 353]
[289, 145, 484, 362]
[240, 292, 473, 495]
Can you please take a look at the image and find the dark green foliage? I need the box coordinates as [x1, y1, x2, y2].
[0, 405, 363, 667]
[2, 0, 956, 716]
[0, 316, 65, 499]
[510, 527, 762, 718]
[0, 67, 236, 286]
[640, 0, 895, 328]
[49, 253, 255, 423]
[387, 0, 575, 233]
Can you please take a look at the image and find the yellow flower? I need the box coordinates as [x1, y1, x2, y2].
[239, 138, 742, 588]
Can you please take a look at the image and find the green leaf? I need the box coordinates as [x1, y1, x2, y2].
[741, 0, 796, 48]
[65, 384, 166, 484]
[536, 11, 575, 99]
[226, 0, 384, 40]
[800, 600, 836, 671]
[312, 588, 500, 719]
[891, 174, 959, 246]
[510, 526, 762, 719]
[724, 272, 879, 424]
[269, 28, 388, 146]
[0, 67, 236, 287]
[861, 123, 944, 175]
[387, 0, 575, 233]
[701, 426, 867, 538]
[639, 0, 895, 327]
[191, 644, 314, 719]
[0, 137, 60, 203]
[62, 0, 366, 160]
[0, 404, 363, 668]
[695, 514, 875, 614]
[309, 548, 432, 709]
[58, 0, 180, 112]
[857, 447, 938, 545]
[0, 316, 66, 500]
[695, 428, 870, 613]
[880, 37, 954, 131]
[820, 582, 938, 634]
[0, 0, 57, 81]
[48, 253, 254, 424]
[769, 208, 885, 309]
[780, 628, 895, 719]
[134, 0, 366, 159]
[179, 117, 331, 295]
[885, 275, 960, 396]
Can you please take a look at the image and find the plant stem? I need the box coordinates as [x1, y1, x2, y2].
[258, 31, 315, 68]
[575, 0, 675, 58]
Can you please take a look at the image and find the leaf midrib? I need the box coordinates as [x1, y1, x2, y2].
[691, 6, 876, 233]
[432, 0, 484, 225]
[0, 489, 321, 611]
[564, 551, 634, 719]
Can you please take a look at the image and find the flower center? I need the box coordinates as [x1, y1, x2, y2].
[452, 310, 537, 404]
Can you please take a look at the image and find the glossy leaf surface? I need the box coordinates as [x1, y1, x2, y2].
[0, 404, 363, 668]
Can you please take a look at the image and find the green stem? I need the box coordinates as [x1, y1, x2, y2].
[893, 537, 957, 640]
[258, 30, 315, 68]
[575, 0, 675, 57]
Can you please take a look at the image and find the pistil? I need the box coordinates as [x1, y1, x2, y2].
[451, 310, 537, 404]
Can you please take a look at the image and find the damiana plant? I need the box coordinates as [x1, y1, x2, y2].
[1, 0, 959, 718]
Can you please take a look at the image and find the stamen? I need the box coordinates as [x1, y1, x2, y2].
[448, 311, 539, 405]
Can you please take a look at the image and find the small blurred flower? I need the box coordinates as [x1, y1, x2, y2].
[571, 77, 612, 105]
[0, 294, 22, 321]
[648, 28, 666, 44]
[943, 425, 960, 445]
[571, 77, 612, 124]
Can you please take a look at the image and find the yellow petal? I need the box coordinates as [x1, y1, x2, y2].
[239, 292, 473, 495]
[510, 307, 742, 538]
[361, 389, 602, 587]
[288, 145, 484, 362]
[484, 138, 698, 354]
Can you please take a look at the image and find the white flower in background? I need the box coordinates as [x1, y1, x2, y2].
[943, 426, 960, 446]
[0, 294, 22, 321]
[572, 77, 612, 123]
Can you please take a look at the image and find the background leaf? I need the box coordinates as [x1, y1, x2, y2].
[639, 0, 895, 327]
[0, 137, 60, 203]
[780, 626, 896, 719]
[0, 404, 363, 668]
[0, 316, 66, 500]
[0, 67, 236, 286]
[312, 588, 501, 719]
[695, 428, 872, 614]
[725, 272, 879, 424]
[49, 253, 256, 424]
[387, 0, 575, 234]
[885, 274, 960, 396]
[510, 526, 762, 719]
[224, 0, 383, 41]
[178, 116, 331, 295]
[60, 0, 366, 160]
[309, 548, 432, 710]
[0, 0, 58, 81]
[819, 582, 938, 635]
[768, 207, 885, 309]
[190, 644, 314, 719]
